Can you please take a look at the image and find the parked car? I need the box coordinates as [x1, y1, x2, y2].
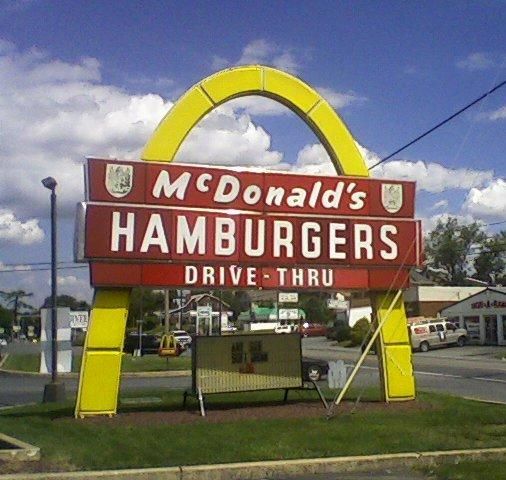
[274, 323, 298, 334]
[172, 330, 192, 349]
[302, 357, 329, 382]
[0, 338, 7, 347]
[123, 333, 161, 355]
[410, 321, 467, 352]
[300, 322, 327, 337]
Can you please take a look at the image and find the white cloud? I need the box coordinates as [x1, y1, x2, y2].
[175, 104, 286, 168]
[0, 42, 172, 219]
[317, 87, 366, 110]
[463, 179, 506, 219]
[0, 41, 292, 219]
[0, 209, 44, 245]
[237, 39, 300, 74]
[421, 213, 481, 235]
[487, 106, 506, 121]
[431, 200, 449, 210]
[293, 144, 336, 175]
[0, 262, 32, 271]
[227, 86, 364, 117]
[210, 40, 365, 117]
[357, 145, 494, 193]
[55, 275, 93, 303]
[456, 52, 496, 71]
[227, 96, 291, 116]
[291, 143, 495, 194]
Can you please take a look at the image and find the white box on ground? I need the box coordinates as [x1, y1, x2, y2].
[39, 307, 72, 374]
[328, 360, 347, 389]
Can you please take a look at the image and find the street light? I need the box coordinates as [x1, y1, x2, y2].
[41, 176, 65, 403]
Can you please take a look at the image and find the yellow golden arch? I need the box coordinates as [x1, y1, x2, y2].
[75, 66, 414, 418]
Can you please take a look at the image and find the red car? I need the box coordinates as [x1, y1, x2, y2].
[300, 322, 327, 337]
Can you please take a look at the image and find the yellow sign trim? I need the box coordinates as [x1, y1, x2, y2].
[141, 65, 368, 177]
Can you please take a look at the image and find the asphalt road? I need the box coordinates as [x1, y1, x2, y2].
[303, 337, 506, 404]
[1, 338, 505, 407]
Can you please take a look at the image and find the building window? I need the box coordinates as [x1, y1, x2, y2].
[503, 316, 506, 341]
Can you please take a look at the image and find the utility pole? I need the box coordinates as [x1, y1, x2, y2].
[42, 176, 65, 403]
[164, 290, 170, 334]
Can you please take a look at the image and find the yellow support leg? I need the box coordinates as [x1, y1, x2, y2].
[372, 291, 416, 402]
[75, 288, 131, 418]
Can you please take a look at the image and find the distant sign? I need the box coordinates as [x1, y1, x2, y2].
[197, 306, 212, 319]
[279, 308, 300, 320]
[70, 311, 89, 329]
[193, 333, 302, 394]
[279, 292, 298, 303]
[327, 299, 349, 310]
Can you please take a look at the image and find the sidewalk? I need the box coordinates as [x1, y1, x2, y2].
[1, 448, 505, 480]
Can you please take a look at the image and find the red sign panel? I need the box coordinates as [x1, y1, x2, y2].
[78, 158, 422, 290]
[90, 262, 410, 291]
[87, 158, 415, 218]
[82, 204, 421, 267]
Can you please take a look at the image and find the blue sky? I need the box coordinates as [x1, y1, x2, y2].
[0, 0, 504, 305]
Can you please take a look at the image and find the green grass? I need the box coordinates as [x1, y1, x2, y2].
[2, 353, 191, 373]
[423, 460, 506, 480]
[493, 349, 506, 360]
[0, 390, 504, 473]
[120, 354, 191, 372]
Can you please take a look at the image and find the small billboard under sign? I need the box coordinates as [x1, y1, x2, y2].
[279, 292, 298, 303]
[192, 333, 302, 394]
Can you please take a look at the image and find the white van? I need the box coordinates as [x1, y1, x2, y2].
[410, 320, 467, 352]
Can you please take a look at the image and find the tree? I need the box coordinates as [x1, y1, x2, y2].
[473, 231, 506, 285]
[350, 317, 371, 346]
[0, 305, 14, 336]
[220, 290, 250, 321]
[299, 293, 334, 325]
[425, 217, 486, 285]
[42, 294, 91, 311]
[127, 288, 166, 328]
[0, 290, 34, 336]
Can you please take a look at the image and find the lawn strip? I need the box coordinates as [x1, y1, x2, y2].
[0, 390, 504, 472]
[2, 353, 191, 373]
[420, 459, 506, 480]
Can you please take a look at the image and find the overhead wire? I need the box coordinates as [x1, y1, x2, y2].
[0, 265, 88, 273]
[368, 80, 506, 171]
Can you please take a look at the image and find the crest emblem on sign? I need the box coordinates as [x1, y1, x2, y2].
[105, 164, 133, 198]
[381, 183, 403, 213]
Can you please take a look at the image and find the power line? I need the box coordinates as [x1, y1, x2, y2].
[0, 265, 88, 274]
[369, 80, 506, 171]
[0, 261, 79, 268]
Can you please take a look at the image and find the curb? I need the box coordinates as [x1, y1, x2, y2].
[0, 369, 191, 378]
[0, 432, 40, 462]
[1, 447, 506, 480]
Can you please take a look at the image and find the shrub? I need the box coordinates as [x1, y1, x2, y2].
[350, 317, 371, 346]
[327, 320, 351, 342]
